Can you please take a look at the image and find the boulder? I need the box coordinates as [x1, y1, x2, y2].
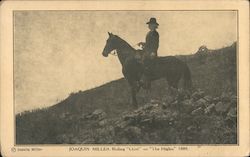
[92, 109, 107, 120]
[176, 89, 188, 101]
[196, 45, 208, 54]
[123, 113, 138, 121]
[115, 120, 130, 130]
[191, 107, 203, 115]
[155, 113, 173, 125]
[163, 95, 175, 104]
[187, 125, 196, 131]
[195, 98, 207, 108]
[171, 110, 179, 119]
[171, 100, 179, 106]
[140, 103, 158, 110]
[182, 99, 193, 106]
[212, 97, 220, 103]
[141, 118, 152, 124]
[204, 103, 215, 114]
[230, 95, 237, 107]
[191, 92, 200, 101]
[227, 107, 237, 118]
[215, 102, 231, 113]
[225, 107, 237, 128]
[191, 90, 205, 101]
[99, 119, 108, 126]
[181, 99, 194, 112]
[203, 95, 213, 103]
[161, 102, 169, 109]
[92, 109, 103, 115]
[150, 99, 161, 104]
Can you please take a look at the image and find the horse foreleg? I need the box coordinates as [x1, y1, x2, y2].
[145, 88, 151, 103]
[131, 87, 138, 107]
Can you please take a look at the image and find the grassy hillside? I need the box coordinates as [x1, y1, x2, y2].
[16, 42, 237, 144]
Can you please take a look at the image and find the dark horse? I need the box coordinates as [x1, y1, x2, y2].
[102, 32, 192, 106]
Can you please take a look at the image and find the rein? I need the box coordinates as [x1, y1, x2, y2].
[109, 44, 139, 57]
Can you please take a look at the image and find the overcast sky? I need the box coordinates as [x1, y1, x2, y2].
[14, 11, 237, 113]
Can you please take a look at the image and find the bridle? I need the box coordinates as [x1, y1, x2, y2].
[109, 43, 138, 57]
[109, 50, 117, 56]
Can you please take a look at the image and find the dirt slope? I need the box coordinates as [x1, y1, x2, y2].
[16, 43, 237, 144]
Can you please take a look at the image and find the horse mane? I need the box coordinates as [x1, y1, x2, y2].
[114, 35, 136, 52]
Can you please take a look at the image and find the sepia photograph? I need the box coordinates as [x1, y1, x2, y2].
[14, 10, 238, 144]
[0, 0, 249, 157]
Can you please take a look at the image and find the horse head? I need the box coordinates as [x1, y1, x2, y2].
[102, 32, 118, 57]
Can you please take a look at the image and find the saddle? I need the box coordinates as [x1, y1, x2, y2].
[134, 49, 157, 65]
[134, 49, 144, 60]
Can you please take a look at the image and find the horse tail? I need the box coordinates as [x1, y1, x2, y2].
[183, 63, 192, 91]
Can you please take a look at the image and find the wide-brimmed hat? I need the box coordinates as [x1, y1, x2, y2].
[146, 17, 159, 25]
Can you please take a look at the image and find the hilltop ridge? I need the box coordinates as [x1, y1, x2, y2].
[16, 42, 237, 144]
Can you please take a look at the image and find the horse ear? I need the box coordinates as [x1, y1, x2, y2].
[108, 32, 111, 36]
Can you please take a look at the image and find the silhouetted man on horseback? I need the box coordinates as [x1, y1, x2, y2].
[138, 17, 159, 88]
[102, 24, 192, 106]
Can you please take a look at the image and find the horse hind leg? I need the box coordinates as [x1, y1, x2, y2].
[130, 81, 140, 107]
[144, 86, 152, 104]
[166, 79, 179, 97]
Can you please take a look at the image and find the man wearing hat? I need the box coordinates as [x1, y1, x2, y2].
[138, 17, 159, 89]
[138, 17, 159, 58]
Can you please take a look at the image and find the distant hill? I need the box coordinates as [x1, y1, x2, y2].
[16, 42, 237, 144]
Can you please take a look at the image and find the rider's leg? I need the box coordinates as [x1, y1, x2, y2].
[140, 55, 153, 87]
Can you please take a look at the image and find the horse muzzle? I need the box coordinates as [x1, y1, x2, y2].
[102, 51, 109, 57]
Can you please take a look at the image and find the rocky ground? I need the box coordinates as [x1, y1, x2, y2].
[16, 43, 237, 144]
[55, 89, 237, 144]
